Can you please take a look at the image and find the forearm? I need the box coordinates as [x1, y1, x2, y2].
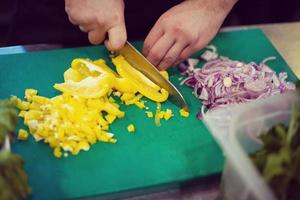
[185, 0, 237, 15]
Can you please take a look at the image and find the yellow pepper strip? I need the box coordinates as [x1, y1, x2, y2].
[121, 93, 136, 102]
[54, 74, 114, 98]
[114, 78, 138, 93]
[92, 59, 119, 76]
[179, 108, 190, 117]
[113, 56, 160, 90]
[71, 58, 139, 94]
[127, 124, 135, 133]
[64, 68, 85, 82]
[72, 59, 104, 76]
[113, 55, 169, 102]
[18, 129, 29, 140]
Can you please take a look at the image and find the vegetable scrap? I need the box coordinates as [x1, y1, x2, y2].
[127, 124, 135, 133]
[250, 83, 300, 200]
[146, 111, 153, 118]
[13, 55, 186, 158]
[178, 46, 295, 119]
[17, 129, 28, 141]
[179, 108, 189, 118]
[0, 99, 31, 200]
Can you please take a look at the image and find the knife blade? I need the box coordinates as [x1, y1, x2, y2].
[117, 41, 189, 111]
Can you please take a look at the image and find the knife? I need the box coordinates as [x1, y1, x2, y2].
[116, 41, 189, 111]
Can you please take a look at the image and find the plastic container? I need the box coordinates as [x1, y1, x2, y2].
[204, 91, 298, 200]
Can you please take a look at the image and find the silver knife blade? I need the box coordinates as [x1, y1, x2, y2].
[118, 41, 189, 111]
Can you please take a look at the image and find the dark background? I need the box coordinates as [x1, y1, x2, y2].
[0, 0, 299, 47]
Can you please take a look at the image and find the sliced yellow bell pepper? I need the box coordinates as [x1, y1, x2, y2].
[54, 73, 114, 98]
[113, 55, 169, 102]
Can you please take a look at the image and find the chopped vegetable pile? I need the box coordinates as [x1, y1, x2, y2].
[250, 83, 300, 200]
[13, 55, 188, 158]
[178, 46, 295, 119]
[0, 99, 31, 200]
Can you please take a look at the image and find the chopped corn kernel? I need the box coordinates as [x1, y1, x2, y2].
[127, 124, 135, 133]
[25, 89, 38, 101]
[146, 111, 153, 118]
[158, 111, 165, 119]
[179, 109, 189, 117]
[18, 110, 26, 118]
[54, 147, 62, 158]
[18, 129, 29, 140]
[164, 109, 173, 120]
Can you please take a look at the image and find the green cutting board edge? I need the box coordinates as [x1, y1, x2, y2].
[0, 29, 297, 200]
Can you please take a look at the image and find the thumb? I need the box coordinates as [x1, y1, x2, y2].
[105, 22, 127, 51]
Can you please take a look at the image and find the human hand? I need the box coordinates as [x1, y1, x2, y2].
[65, 0, 126, 51]
[143, 0, 237, 69]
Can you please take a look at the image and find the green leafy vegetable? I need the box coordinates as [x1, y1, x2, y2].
[0, 100, 17, 147]
[0, 150, 32, 200]
[0, 99, 31, 200]
[250, 85, 300, 200]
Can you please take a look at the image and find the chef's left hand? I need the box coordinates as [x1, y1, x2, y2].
[143, 0, 237, 69]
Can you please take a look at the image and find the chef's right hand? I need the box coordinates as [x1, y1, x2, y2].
[65, 0, 127, 51]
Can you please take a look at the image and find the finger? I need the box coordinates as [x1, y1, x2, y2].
[105, 22, 127, 51]
[143, 23, 164, 56]
[79, 25, 89, 33]
[175, 41, 206, 65]
[146, 33, 175, 67]
[68, 16, 78, 25]
[88, 28, 106, 45]
[158, 41, 189, 70]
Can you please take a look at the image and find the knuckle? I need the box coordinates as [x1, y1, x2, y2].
[171, 25, 184, 35]
[110, 12, 123, 23]
[96, 16, 105, 26]
[164, 56, 175, 65]
[193, 43, 204, 51]
[148, 52, 161, 63]
[178, 55, 186, 62]
[178, 52, 189, 61]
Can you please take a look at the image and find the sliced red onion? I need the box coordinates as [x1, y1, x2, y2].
[177, 45, 296, 118]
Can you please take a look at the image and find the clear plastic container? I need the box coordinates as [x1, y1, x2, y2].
[204, 92, 298, 200]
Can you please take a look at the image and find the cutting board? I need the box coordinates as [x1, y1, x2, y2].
[0, 29, 297, 200]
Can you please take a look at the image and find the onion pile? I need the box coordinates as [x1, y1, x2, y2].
[178, 46, 295, 119]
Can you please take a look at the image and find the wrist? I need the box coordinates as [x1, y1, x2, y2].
[188, 0, 237, 14]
